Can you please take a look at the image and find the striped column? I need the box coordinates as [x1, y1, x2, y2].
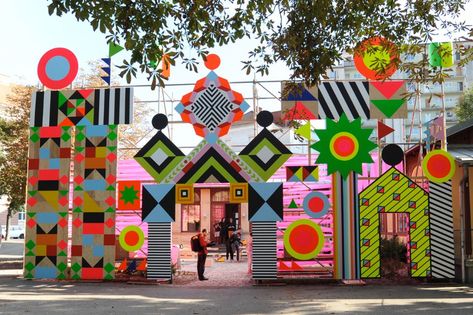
[252, 222, 277, 280]
[429, 181, 455, 279]
[147, 222, 172, 280]
[333, 172, 361, 280]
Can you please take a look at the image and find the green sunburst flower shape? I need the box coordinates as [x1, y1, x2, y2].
[120, 185, 139, 204]
[311, 113, 377, 178]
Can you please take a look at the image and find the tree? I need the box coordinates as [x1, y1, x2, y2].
[0, 86, 31, 239]
[47, 0, 473, 88]
[455, 87, 473, 122]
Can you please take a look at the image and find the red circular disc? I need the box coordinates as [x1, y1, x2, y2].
[308, 196, 324, 213]
[427, 154, 451, 179]
[289, 224, 319, 255]
[125, 230, 139, 246]
[353, 36, 399, 80]
[204, 54, 221, 70]
[37, 48, 78, 90]
[333, 135, 355, 157]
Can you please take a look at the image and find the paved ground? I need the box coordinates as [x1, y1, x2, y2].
[0, 239, 23, 259]
[0, 271, 472, 315]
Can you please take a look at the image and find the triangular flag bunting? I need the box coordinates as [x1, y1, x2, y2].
[377, 120, 395, 139]
[279, 261, 291, 270]
[109, 42, 124, 57]
[370, 81, 405, 99]
[371, 100, 405, 118]
[118, 258, 128, 272]
[137, 259, 147, 271]
[294, 122, 313, 140]
[291, 261, 303, 270]
[288, 199, 298, 209]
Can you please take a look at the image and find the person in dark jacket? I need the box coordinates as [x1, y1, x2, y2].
[197, 229, 210, 281]
[230, 231, 243, 261]
[219, 218, 228, 245]
[226, 218, 236, 261]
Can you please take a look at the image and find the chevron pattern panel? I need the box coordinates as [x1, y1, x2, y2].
[429, 180, 455, 279]
[24, 126, 72, 279]
[147, 222, 172, 280]
[317, 81, 370, 120]
[252, 222, 277, 280]
[359, 167, 431, 278]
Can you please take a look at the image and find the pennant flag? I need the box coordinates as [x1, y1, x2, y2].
[109, 42, 124, 57]
[377, 120, 395, 139]
[288, 199, 298, 209]
[294, 122, 314, 141]
[118, 258, 128, 272]
[283, 101, 316, 120]
[137, 259, 147, 271]
[430, 115, 445, 141]
[162, 54, 171, 79]
[100, 58, 111, 86]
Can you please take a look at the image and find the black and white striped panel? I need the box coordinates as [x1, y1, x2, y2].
[317, 81, 370, 120]
[429, 181, 455, 279]
[93, 88, 133, 125]
[252, 222, 277, 280]
[147, 222, 172, 280]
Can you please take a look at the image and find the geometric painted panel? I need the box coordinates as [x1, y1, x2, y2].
[142, 184, 175, 223]
[369, 81, 407, 119]
[24, 126, 71, 279]
[30, 88, 134, 127]
[117, 181, 141, 210]
[359, 167, 431, 278]
[134, 130, 185, 183]
[229, 183, 248, 203]
[280, 81, 317, 118]
[70, 125, 118, 280]
[286, 165, 319, 182]
[175, 184, 194, 204]
[248, 182, 283, 222]
[239, 129, 292, 182]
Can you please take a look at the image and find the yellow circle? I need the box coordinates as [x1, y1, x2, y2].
[422, 149, 456, 183]
[329, 132, 359, 161]
[119, 225, 145, 252]
[362, 45, 391, 71]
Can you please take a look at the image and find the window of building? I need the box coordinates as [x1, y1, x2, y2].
[212, 190, 229, 202]
[458, 82, 464, 91]
[18, 211, 26, 221]
[181, 191, 201, 232]
[397, 213, 409, 233]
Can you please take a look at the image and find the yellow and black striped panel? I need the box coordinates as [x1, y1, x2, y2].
[359, 168, 430, 278]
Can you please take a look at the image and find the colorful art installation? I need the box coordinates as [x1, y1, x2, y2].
[147, 222, 172, 279]
[280, 81, 317, 117]
[142, 184, 176, 223]
[25, 48, 134, 280]
[37, 48, 78, 90]
[286, 166, 319, 182]
[284, 219, 325, 260]
[317, 81, 370, 120]
[30, 88, 134, 127]
[248, 182, 283, 222]
[302, 191, 330, 218]
[70, 125, 118, 280]
[359, 167, 431, 278]
[100, 58, 111, 85]
[117, 181, 141, 210]
[333, 172, 360, 280]
[422, 149, 456, 183]
[119, 225, 145, 252]
[381, 144, 404, 166]
[369, 81, 407, 119]
[429, 180, 455, 278]
[429, 42, 454, 68]
[353, 36, 399, 81]
[24, 126, 72, 279]
[252, 222, 278, 280]
[294, 122, 315, 141]
[312, 113, 377, 178]
[175, 184, 194, 204]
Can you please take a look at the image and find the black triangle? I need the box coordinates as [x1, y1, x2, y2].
[142, 186, 159, 221]
[266, 184, 283, 219]
[248, 185, 266, 219]
[159, 186, 176, 221]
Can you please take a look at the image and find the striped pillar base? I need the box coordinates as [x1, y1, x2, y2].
[252, 222, 277, 280]
[430, 181, 455, 279]
[147, 222, 171, 280]
[333, 172, 361, 280]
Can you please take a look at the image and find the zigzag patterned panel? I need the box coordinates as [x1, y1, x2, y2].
[147, 222, 172, 280]
[429, 181, 455, 279]
[252, 222, 277, 280]
[359, 167, 431, 278]
[24, 126, 72, 279]
[191, 84, 236, 132]
[318, 81, 370, 120]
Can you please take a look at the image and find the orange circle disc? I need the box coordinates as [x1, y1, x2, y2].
[204, 54, 221, 70]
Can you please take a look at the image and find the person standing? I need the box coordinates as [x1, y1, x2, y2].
[197, 228, 210, 281]
[230, 231, 243, 262]
[226, 218, 236, 261]
[220, 218, 228, 245]
[247, 233, 253, 274]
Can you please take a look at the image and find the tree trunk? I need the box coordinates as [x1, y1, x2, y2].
[5, 208, 11, 240]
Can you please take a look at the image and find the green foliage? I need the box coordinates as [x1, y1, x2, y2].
[46, 0, 473, 88]
[380, 236, 407, 263]
[0, 86, 32, 214]
[455, 87, 473, 122]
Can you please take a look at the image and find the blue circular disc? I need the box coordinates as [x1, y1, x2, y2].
[45, 56, 70, 81]
[302, 191, 330, 219]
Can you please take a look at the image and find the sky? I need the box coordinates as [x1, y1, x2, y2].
[0, 0, 472, 147]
